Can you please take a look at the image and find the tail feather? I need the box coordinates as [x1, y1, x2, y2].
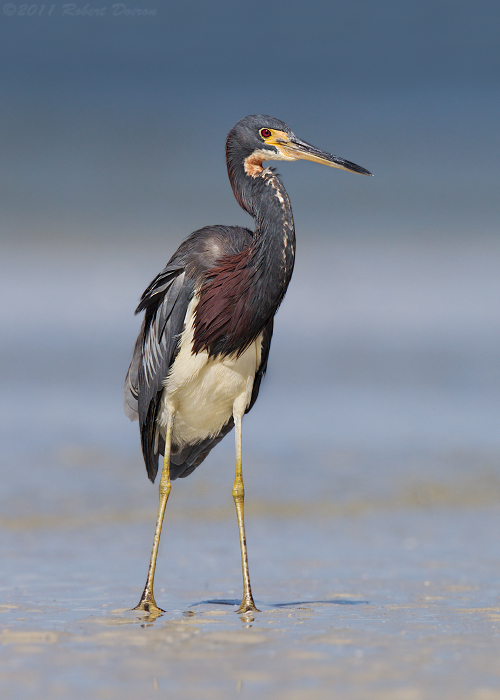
[166, 419, 235, 480]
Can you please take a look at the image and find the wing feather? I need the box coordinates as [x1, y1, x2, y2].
[124, 261, 195, 481]
[246, 318, 273, 415]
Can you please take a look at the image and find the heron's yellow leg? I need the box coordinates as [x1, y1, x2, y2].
[233, 414, 260, 614]
[134, 414, 173, 617]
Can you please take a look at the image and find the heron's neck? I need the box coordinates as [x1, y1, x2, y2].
[229, 160, 296, 310]
[194, 165, 298, 357]
[247, 170, 296, 313]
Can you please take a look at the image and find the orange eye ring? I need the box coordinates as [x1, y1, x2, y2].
[260, 128, 272, 139]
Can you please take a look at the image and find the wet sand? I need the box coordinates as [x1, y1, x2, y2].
[1, 446, 500, 700]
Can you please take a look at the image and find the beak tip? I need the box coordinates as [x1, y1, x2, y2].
[356, 167, 373, 176]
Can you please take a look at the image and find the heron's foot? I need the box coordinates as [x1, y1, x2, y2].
[133, 590, 165, 618]
[237, 595, 260, 614]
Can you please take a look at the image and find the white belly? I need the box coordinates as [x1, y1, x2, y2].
[157, 296, 263, 447]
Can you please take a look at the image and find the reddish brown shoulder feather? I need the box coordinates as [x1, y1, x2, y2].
[192, 249, 255, 354]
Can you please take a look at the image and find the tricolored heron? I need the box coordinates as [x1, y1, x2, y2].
[124, 115, 372, 616]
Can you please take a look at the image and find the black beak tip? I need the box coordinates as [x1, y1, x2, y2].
[355, 164, 373, 176]
[340, 158, 372, 176]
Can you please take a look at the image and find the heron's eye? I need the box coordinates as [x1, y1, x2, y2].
[260, 128, 272, 139]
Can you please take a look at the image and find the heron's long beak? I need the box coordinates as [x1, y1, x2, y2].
[277, 136, 372, 176]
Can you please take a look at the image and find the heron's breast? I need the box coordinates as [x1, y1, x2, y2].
[158, 295, 263, 446]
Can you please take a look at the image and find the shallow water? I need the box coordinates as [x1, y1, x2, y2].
[1, 465, 500, 700]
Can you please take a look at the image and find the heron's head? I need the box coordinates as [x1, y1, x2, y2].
[227, 115, 372, 178]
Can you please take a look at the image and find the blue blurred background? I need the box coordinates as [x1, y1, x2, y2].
[2, 8, 500, 697]
[1, 0, 500, 511]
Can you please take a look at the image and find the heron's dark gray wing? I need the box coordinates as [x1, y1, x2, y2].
[123, 331, 142, 420]
[124, 264, 186, 420]
[246, 318, 273, 414]
[124, 263, 194, 482]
